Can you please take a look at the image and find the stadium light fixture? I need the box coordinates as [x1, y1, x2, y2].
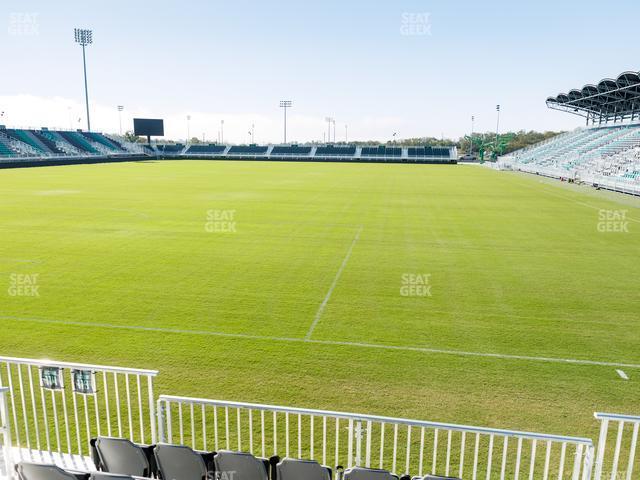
[117, 106, 124, 135]
[325, 117, 333, 144]
[279, 100, 293, 144]
[496, 105, 501, 142]
[74, 28, 93, 131]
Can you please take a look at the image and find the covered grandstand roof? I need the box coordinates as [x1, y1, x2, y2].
[546, 71, 640, 124]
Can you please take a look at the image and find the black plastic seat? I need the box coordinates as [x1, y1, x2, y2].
[94, 437, 151, 476]
[276, 458, 331, 480]
[154, 443, 208, 480]
[344, 467, 398, 480]
[16, 463, 86, 480]
[213, 450, 269, 480]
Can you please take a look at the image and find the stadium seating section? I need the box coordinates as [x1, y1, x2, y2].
[503, 123, 640, 193]
[0, 126, 456, 165]
[14, 436, 462, 480]
[185, 144, 226, 154]
[361, 146, 402, 157]
[228, 145, 270, 154]
[270, 145, 312, 155]
[315, 145, 357, 156]
[0, 127, 127, 158]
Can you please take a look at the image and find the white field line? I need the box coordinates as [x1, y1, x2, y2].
[2, 314, 640, 370]
[305, 225, 363, 340]
[616, 369, 629, 380]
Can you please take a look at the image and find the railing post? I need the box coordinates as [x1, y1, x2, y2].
[156, 398, 165, 444]
[593, 417, 609, 480]
[148, 376, 157, 444]
[0, 387, 13, 479]
[582, 444, 594, 480]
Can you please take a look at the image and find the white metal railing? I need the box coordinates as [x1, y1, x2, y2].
[0, 387, 13, 479]
[157, 395, 594, 480]
[0, 356, 157, 468]
[593, 413, 640, 480]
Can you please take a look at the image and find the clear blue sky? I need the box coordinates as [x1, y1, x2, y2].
[2, 0, 639, 142]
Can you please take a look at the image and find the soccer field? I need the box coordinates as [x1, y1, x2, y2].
[0, 160, 638, 439]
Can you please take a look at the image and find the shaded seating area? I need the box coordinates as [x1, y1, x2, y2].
[228, 145, 269, 154]
[270, 145, 312, 155]
[361, 146, 401, 157]
[185, 144, 227, 154]
[315, 145, 357, 156]
[407, 147, 450, 157]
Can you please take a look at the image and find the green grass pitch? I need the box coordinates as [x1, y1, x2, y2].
[0, 160, 638, 440]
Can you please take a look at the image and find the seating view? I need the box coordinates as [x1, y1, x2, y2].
[502, 123, 640, 194]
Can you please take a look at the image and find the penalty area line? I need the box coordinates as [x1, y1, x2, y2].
[2, 314, 640, 370]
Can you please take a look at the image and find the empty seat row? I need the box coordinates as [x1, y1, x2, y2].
[407, 147, 450, 157]
[186, 144, 227, 154]
[228, 145, 269, 154]
[15, 436, 462, 480]
[270, 146, 312, 155]
[315, 146, 357, 156]
[361, 147, 402, 156]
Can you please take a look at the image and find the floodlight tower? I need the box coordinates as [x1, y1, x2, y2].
[74, 28, 93, 131]
[325, 117, 333, 143]
[279, 100, 292, 144]
[221, 119, 225, 144]
[117, 106, 124, 135]
[187, 115, 191, 142]
[332, 119, 336, 143]
[496, 105, 501, 142]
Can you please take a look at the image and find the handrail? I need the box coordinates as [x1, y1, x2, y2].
[0, 355, 158, 376]
[158, 394, 593, 445]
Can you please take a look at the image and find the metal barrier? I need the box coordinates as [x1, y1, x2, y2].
[157, 395, 594, 480]
[0, 356, 157, 467]
[593, 413, 640, 480]
[0, 387, 13, 479]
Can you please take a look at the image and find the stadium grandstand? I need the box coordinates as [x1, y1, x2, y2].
[0, 127, 457, 167]
[501, 70, 640, 195]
